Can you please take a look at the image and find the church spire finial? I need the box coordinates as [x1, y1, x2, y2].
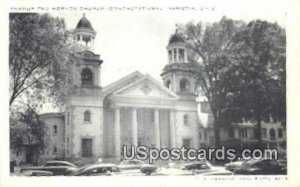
[83, 13, 86, 17]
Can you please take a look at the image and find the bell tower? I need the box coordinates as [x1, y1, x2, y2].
[72, 14, 103, 89]
[161, 30, 198, 96]
[65, 14, 104, 161]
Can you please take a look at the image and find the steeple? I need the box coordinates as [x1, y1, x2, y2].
[72, 14, 103, 89]
[73, 14, 96, 51]
[161, 29, 198, 96]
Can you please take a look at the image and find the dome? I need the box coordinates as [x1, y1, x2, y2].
[169, 33, 184, 45]
[76, 15, 93, 30]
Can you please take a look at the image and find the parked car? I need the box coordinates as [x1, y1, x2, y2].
[157, 160, 232, 176]
[234, 159, 287, 175]
[118, 160, 157, 175]
[20, 161, 78, 176]
[21, 170, 54, 176]
[182, 160, 232, 175]
[225, 160, 244, 172]
[69, 164, 120, 176]
[118, 160, 144, 170]
[157, 166, 194, 176]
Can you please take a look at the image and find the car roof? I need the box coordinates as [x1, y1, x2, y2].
[82, 163, 118, 170]
[45, 160, 77, 166]
[120, 160, 144, 163]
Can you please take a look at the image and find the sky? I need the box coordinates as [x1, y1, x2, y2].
[52, 6, 286, 87]
[29, 3, 286, 113]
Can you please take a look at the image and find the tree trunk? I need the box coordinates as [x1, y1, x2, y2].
[214, 125, 220, 147]
[212, 111, 221, 147]
[255, 111, 263, 148]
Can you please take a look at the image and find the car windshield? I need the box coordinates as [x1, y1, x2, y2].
[75, 165, 90, 173]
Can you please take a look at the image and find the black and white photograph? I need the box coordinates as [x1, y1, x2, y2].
[1, 0, 300, 187]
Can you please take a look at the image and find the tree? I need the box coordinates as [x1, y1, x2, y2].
[9, 13, 78, 109]
[227, 20, 286, 144]
[10, 106, 49, 162]
[181, 17, 246, 146]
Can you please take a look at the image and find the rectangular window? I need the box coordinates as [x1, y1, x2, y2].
[199, 132, 202, 140]
[138, 137, 143, 145]
[179, 49, 185, 62]
[239, 129, 248, 138]
[168, 50, 172, 62]
[228, 128, 234, 138]
[53, 125, 58, 134]
[183, 115, 189, 126]
[278, 128, 283, 138]
[261, 128, 267, 138]
[182, 138, 191, 149]
[82, 138, 93, 157]
[173, 49, 177, 61]
[200, 102, 211, 113]
[53, 146, 57, 154]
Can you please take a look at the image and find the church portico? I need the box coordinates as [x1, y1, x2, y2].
[110, 104, 177, 159]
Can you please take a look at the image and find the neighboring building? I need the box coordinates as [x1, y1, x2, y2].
[39, 113, 65, 160]
[220, 118, 286, 154]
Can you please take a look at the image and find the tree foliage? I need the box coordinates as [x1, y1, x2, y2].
[10, 107, 48, 154]
[181, 17, 285, 146]
[181, 17, 246, 146]
[9, 13, 79, 109]
[227, 20, 286, 142]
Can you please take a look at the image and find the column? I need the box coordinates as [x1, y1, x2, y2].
[172, 73, 176, 92]
[80, 34, 83, 45]
[154, 109, 160, 149]
[169, 110, 176, 148]
[132, 108, 138, 147]
[171, 49, 175, 63]
[114, 108, 121, 158]
[184, 50, 188, 63]
[176, 48, 179, 63]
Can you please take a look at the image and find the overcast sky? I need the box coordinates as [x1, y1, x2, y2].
[53, 7, 286, 87]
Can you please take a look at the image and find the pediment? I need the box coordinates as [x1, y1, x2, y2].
[112, 75, 178, 99]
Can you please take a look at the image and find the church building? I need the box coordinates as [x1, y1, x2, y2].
[13, 15, 214, 164]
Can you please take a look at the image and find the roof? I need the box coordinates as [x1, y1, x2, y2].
[101, 71, 144, 96]
[81, 163, 118, 171]
[76, 15, 93, 30]
[101, 71, 178, 99]
[39, 112, 64, 118]
[169, 33, 184, 45]
[45, 160, 77, 167]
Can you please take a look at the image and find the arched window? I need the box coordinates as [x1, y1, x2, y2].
[180, 78, 189, 92]
[183, 114, 189, 126]
[166, 80, 171, 89]
[178, 48, 185, 62]
[81, 68, 93, 86]
[53, 146, 57, 154]
[168, 50, 172, 62]
[84, 110, 91, 122]
[270, 129, 276, 140]
[53, 125, 57, 134]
